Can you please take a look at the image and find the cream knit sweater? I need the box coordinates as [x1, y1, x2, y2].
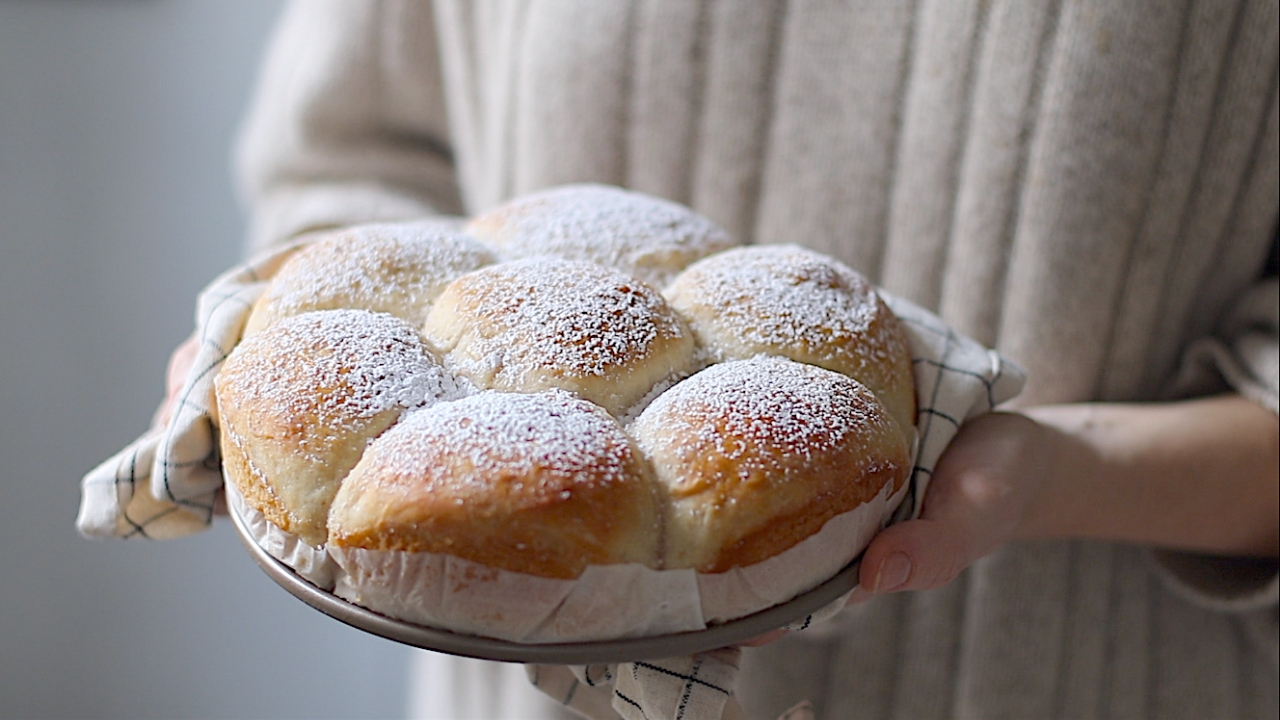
[235, 2, 1279, 718]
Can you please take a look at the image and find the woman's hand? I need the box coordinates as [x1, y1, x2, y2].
[854, 412, 1049, 596]
[853, 395, 1279, 601]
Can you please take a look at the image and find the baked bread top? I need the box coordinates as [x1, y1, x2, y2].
[216, 308, 456, 545]
[465, 183, 735, 289]
[666, 244, 916, 441]
[216, 185, 915, 591]
[328, 389, 661, 579]
[632, 356, 910, 573]
[244, 220, 495, 336]
[423, 257, 697, 416]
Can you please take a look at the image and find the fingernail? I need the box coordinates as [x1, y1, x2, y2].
[873, 553, 911, 593]
[845, 586, 872, 606]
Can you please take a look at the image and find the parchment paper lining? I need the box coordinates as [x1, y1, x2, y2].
[226, 482, 337, 590]
[227, 456, 909, 644]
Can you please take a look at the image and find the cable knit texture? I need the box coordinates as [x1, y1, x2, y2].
[233, 1, 1279, 718]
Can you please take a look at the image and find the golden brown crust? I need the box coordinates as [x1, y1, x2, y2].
[219, 191, 920, 602]
[218, 422, 296, 536]
[699, 465, 905, 573]
[423, 258, 697, 416]
[465, 184, 734, 289]
[243, 221, 494, 337]
[666, 244, 917, 441]
[215, 309, 453, 545]
[632, 357, 911, 573]
[328, 391, 662, 579]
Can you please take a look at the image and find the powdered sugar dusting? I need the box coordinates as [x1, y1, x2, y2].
[432, 258, 687, 384]
[468, 184, 735, 288]
[218, 186, 923, 619]
[370, 390, 638, 495]
[670, 244, 898, 369]
[261, 223, 495, 322]
[634, 357, 883, 480]
[224, 309, 456, 453]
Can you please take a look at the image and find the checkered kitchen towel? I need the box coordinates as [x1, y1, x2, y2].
[76, 241, 1024, 720]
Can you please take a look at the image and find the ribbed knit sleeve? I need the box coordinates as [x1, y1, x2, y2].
[1169, 271, 1280, 416]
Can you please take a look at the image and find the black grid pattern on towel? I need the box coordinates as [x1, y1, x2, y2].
[889, 302, 1012, 523]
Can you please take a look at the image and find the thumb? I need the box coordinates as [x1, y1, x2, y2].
[855, 412, 1043, 596]
[857, 517, 974, 594]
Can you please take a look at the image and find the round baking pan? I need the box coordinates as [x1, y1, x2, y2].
[229, 500, 862, 664]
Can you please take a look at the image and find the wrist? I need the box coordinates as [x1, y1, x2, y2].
[1009, 405, 1102, 541]
[1013, 398, 1279, 557]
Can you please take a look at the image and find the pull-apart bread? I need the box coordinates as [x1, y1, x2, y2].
[215, 184, 916, 642]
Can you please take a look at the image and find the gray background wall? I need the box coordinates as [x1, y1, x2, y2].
[0, 2, 415, 717]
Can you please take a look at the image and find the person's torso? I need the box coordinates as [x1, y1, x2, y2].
[429, 0, 1277, 408]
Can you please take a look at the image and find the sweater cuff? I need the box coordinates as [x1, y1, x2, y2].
[1152, 278, 1278, 612]
[1165, 278, 1279, 414]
